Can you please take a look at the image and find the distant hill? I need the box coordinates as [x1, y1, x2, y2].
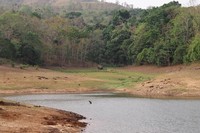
[0, 0, 125, 11]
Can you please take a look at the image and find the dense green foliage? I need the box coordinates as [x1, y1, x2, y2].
[0, 1, 200, 66]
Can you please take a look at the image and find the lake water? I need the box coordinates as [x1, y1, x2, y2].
[4, 93, 200, 133]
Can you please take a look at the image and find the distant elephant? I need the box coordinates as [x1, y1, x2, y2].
[97, 65, 103, 70]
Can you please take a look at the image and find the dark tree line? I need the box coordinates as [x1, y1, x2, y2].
[90, 1, 200, 66]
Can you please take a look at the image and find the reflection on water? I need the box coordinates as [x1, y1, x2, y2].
[4, 93, 200, 133]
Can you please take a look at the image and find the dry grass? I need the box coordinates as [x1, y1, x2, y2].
[1, 64, 200, 98]
[0, 66, 73, 90]
[0, 65, 152, 94]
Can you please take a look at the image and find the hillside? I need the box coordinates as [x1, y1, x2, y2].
[0, 0, 124, 11]
[0, 1, 200, 67]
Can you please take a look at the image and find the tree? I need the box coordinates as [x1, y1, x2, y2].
[66, 12, 82, 19]
[104, 29, 131, 65]
[185, 34, 200, 62]
[0, 38, 16, 59]
[136, 48, 155, 65]
[18, 43, 41, 65]
[112, 9, 130, 25]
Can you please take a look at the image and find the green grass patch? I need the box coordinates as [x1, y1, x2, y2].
[55, 68, 99, 73]
[57, 68, 154, 90]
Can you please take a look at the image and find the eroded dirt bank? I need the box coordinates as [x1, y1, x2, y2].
[0, 100, 87, 133]
[121, 64, 200, 98]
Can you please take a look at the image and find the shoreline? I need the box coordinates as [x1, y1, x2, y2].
[0, 100, 87, 133]
[1, 64, 200, 99]
[0, 64, 200, 132]
[2, 87, 200, 99]
[1, 85, 200, 132]
[0, 88, 115, 96]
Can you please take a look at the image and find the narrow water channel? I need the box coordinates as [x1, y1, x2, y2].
[4, 93, 200, 133]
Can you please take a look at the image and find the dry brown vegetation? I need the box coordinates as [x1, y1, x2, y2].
[0, 65, 100, 94]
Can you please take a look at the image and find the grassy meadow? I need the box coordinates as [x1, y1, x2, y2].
[57, 68, 154, 90]
[0, 66, 154, 92]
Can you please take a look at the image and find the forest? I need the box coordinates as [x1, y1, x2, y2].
[0, 0, 200, 66]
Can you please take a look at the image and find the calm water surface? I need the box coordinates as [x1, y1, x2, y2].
[4, 93, 200, 133]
